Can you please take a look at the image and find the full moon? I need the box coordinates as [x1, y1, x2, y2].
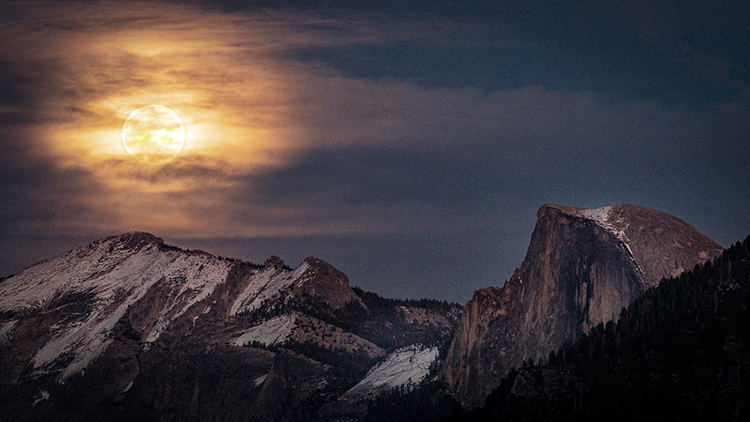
[122, 105, 185, 165]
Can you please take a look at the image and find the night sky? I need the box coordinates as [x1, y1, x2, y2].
[1, 1, 749, 303]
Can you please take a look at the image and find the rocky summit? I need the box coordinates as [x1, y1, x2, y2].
[0, 232, 456, 421]
[442, 204, 724, 408]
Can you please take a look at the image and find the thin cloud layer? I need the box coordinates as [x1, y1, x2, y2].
[0, 2, 663, 236]
[1, 1, 749, 301]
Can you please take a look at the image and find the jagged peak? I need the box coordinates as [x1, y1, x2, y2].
[301, 257, 351, 285]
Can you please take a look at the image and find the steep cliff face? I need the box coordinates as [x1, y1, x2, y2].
[443, 204, 724, 408]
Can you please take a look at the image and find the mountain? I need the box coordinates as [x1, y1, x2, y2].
[469, 235, 750, 421]
[442, 204, 724, 408]
[0, 203, 728, 420]
[0, 232, 458, 422]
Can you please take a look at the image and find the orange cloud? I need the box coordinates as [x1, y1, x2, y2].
[0, 1, 685, 240]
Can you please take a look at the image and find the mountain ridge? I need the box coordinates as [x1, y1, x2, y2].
[0, 230, 457, 421]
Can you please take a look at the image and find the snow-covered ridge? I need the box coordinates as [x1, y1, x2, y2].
[141, 252, 233, 344]
[228, 312, 385, 359]
[229, 313, 297, 347]
[229, 261, 311, 316]
[342, 345, 438, 399]
[0, 233, 233, 379]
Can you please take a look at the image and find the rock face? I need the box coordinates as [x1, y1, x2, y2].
[443, 204, 724, 408]
[288, 256, 365, 312]
[0, 232, 455, 421]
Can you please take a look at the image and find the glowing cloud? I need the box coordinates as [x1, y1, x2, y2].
[0, 1, 709, 241]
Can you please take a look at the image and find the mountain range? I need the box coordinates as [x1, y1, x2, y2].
[0, 204, 729, 421]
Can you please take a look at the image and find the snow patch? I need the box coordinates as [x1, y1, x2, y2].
[575, 206, 644, 276]
[229, 313, 297, 347]
[142, 256, 232, 344]
[342, 345, 439, 399]
[0, 320, 18, 344]
[254, 374, 268, 387]
[577, 206, 627, 241]
[32, 390, 49, 406]
[229, 262, 310, 316]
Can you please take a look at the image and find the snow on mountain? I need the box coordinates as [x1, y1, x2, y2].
[253, 374, 268, 387]
[573, 205, 643, 275]
[229, 313, 296, 347]
[568, 204, 724, 284]
[342, 345, 438, 399]
[141, 253, 233, 344]
[0, 233, 233, 379]
[0, 231, 457, 421]
[0, 320, 17, 344]
[0, 231, 379, 384]
[577, 206, 623, 240]
[229, 262, 310, 316]
[228, 311, 385, 358]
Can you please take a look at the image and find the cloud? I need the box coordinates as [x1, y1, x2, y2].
[2, 1, 750, 301]
[1, 1, 748, 245]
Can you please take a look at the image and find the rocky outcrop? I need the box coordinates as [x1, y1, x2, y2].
[443, 204, 724, 408]
[290, 257, 366, 313]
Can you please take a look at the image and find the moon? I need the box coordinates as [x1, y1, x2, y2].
[122, 105, 185, 165]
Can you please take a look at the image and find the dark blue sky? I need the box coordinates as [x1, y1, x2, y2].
[1, 0, 748, 303]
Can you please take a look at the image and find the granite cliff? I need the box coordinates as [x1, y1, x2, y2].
[443, 204, 724, 408]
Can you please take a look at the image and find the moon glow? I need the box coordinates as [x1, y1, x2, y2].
[122, 105, 185, 165]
